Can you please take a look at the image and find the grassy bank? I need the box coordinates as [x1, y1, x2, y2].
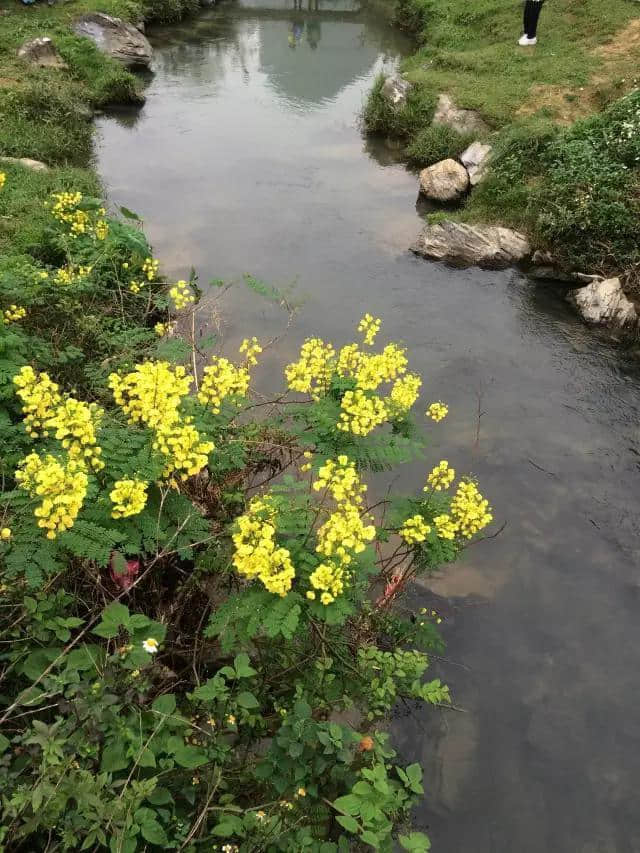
[364, 0, 640, 276]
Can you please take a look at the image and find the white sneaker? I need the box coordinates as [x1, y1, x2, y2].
[518, 34, 537, 46]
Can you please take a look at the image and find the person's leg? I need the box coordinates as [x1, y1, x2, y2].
[523, 1, 543, 39]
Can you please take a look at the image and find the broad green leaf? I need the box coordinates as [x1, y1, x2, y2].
[101, 743, 129, 773]
[236, 691, 259, 709]
[333, 795, 360, 816]
[336, 815, 359, 834]
[152, 694, 176, 716]
[233, 653, 257, 678]
[140, 820, 168, 846]
[171, 743, 207, 769]
[147, 787, 174, 806]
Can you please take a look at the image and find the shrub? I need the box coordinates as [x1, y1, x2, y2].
[0, 174, 495, 852]
[363, 74, 436, 141]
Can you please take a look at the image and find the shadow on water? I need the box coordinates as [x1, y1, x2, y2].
[96, 5, 640, 850]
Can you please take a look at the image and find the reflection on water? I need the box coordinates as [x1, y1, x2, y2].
[96, 4, 640, 851]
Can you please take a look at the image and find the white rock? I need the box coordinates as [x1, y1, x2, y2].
[18, 36, 67, 69]
[419, 158, 469, 203]
[567, 277, 638, 330]
[381, 74, 411, 108]
[433, 94, 489, 135]
[460, 141, 492, 186]
[73, 13, 152, 68]
[412, 220, 531, 269]
[0, 157, 49, 172]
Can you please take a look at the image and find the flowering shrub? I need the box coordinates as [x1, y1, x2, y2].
[0, 177, 494, 852]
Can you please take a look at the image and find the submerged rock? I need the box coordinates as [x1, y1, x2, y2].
[460, 141, 492, 186]
[567, 277, 638, 330]
[419, 158, 469, 203]
[412, 220, 531, 269]
[381, 74, 412, 108]
[72, 13, 152, 68]
[17, 36, 67, 69]
[0, 156, 49, 172]
[433, 94, 489, 135]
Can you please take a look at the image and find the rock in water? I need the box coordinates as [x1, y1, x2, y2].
[433, 94, 489, 135]
[567, 278, 638, 330]
[381, 74, 412, 108]
[17, 37, 67, 69]
[419, 159, 469, 203]
[73, 13, 152, 68]
[459, 141, 492, 186]
[412, 220, 531, 269]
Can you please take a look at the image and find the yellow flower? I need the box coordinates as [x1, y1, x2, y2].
[426, 401, 448, 422]
[358, 313, 381, 346]
[337, 389, 387, 436]
[433, 514, 457, 541]
[198, 357, 250, 414]
[0, 172, 5, 190]
[110, 478, 148, 519]
[154, 322, 167, 336]
[425, 461, 455, 492]
[0, 528, 11, 541]
[129, 280, 142, 294]
[296, 787, 306, 797]
[226, 714, 236, 726]
[306, 590, 316, 600]
[109, 362, 192, 430]
[95, 219, 109, 241]
[232, 497, 295, 596]
[450, 480, 492, 538]
[15, 452, 88, 539]
[3, 305, 27, 325]
[142, 257, 159, 281]
[54, 265, 92, 287]
[285, 337, 335, 399]
[386, 373, 422, 417]
[239, 336, 262, 367]
[400, 514, 430, 545]
[169, 280, 195, 311]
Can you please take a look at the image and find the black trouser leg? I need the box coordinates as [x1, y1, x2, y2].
[523, 0, 544, 38]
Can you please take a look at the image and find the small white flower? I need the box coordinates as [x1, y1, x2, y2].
[142, 637, 159, 654]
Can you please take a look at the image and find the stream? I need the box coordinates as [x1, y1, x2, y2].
[96, 3, 640, 850]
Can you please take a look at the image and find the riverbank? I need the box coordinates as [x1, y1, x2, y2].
[364, 0, 640, 283]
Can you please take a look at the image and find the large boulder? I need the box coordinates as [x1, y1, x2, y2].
[433, 94, 489, 135]
[381, 74, 412, 109]
[459, 141, 492, 186]
[72, 13, 152, 68]
[17, 36, 67, 69]
[0, 156, 49, 172]
[419, 158, 469, 203]
[412, 220, 531, 269]
[567, 277, 638, 330]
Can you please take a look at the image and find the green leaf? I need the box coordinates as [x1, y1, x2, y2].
[405, 763, 424, 794]
[120, 206, 141, 221]
[190, 675, 228, 703]
[140, 820, 168, 846]
[212, 815, 244, 836]
[152, 694, 176, 716]
[147, 787, 174, 806]
[137, 747, 156, 768]
[399, 832, 431, 852]
[233, 652, 257, 678]
[0, 734, 10, 754]
[333, 795, 360, 816]
[171, 743, 207, 769]
[236, 691, 259, 709]
[101, 743, 129, 773]
[360, 830, 381, 848]
[336, 815, 359, 834]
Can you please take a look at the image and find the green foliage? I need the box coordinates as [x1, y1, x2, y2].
[406, 123, 476, 168]
[363, 74, 436, 141]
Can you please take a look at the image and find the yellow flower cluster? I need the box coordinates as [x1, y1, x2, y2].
[433, 514, 457, 540]
[400, 514, 431, 545]
[0, 171, 5, 190]
[169, 280, 195, 311]
[352, 344, 408, 391]
[197, 357, 250, 414]
[337, 389, 388, 436]
[129, 280, 143, 294]
[16, 452, 88, 539]
[3, 305, 26, 324]
[309, 456, 375, 605]
[13, 366, 61, 436]
[154, 322, 167, 337]
[426, 402, 448, 422]
[45, 396, 104, 472]
[449, 481, 493, 538]
[1, 527, 11, 541]
[109, 362, 192, 430]
[95, 219, 109, 241]
[142, 257, 159, 281]
[54, 265, 92, 286]
[49, 191, 91, 237]
[110, 478, 148, 518]
[386, 373, 422, 417]
[232, 497, 295, 596]
[239, 337, 262, 367]
[285, 337, 336, 399]
[358, 313, 381, 346]
[425, 461, 455, 492]
[153, 419, 214, 480]
[109, 362, 213, 481]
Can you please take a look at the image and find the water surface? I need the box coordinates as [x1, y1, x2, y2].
[96, 5, 640, 850]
